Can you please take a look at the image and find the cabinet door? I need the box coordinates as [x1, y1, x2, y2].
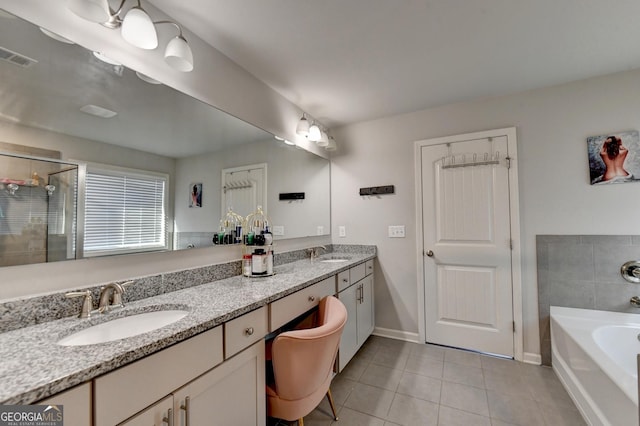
[119, 395, 173, 426]
[38, 383, 91, 426]
[357, 275, 375, 345]
[337, 284, 358, 372]
[173, 340, 266, 426]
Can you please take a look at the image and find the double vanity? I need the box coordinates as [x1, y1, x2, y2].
[0, 246, 376, 425]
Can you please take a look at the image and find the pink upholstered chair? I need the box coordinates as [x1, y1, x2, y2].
[267, 295, 348, 426]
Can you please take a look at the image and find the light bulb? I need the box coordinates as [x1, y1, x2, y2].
[164, 36, 194, 72]
[121, 7, 158, 50]
[308, 124, 321, 142]
[296, 114, 309, 136]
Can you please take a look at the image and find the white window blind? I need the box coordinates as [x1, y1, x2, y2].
[84, 168, 167, 256]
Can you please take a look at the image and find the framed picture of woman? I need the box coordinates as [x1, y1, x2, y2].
[587, 130, 640, 185]
[189, 183, 202, 207]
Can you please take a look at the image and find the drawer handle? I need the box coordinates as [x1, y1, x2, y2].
[163, 408, 174, 426]
[342, 278, 349, 283]
[308, 295, 316, 302]
[180, 396, 191, 426]
[244, 327, 254, 336]
[368, 265, 373, 270]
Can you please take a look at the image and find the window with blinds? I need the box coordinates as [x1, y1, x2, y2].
[84, 167, 168, 256]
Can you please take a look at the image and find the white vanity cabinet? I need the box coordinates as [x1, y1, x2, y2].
[337, 260, 375, 372]
[173, 339, 265, 426]
[37, 382, 92, 426]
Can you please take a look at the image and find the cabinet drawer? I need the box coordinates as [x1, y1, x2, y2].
[350, 263, 366, 284]
[270, 277, 335, 331]
[225, 306, 268, 359]
[94, 326, 223, 426]
[337, 270, 350, 292]
[365, 260, 374, 276]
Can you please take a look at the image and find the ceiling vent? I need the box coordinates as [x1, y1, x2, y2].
[0, 46, 38, 68]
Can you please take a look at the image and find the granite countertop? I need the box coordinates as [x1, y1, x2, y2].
[0, 251, 375, 405]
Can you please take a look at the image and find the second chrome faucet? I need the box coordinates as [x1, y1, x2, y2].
[98, 281, 133, 313]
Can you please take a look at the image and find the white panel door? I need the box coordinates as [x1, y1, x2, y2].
[421, 135, 514, 357]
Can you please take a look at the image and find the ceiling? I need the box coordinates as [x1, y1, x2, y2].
[148, 0, 640, 128]
[0, 11, 271, 158]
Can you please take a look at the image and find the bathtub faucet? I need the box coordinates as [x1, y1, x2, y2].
[630, 296, 640, 307]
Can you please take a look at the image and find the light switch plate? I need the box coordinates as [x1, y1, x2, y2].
[317, 226, 324, 235]
[388, 225, 405, 238]
[272, 225, 285, 236]
[338, 226, 346, 238]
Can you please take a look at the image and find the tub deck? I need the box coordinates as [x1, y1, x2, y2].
[551, 306, 640, 426]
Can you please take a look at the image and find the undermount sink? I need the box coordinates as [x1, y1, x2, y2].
[319, 255, 351, 263]
[57, 310, 189, 346]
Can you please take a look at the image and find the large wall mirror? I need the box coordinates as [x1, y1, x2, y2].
[0, 9, 330, 267]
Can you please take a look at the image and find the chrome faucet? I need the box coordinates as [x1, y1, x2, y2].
[98, 281, 133, 313]
[630, 296, 640, 307]
[307, 245, 327, 260]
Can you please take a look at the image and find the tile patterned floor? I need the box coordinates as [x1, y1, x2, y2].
[270, 336, 586, 426]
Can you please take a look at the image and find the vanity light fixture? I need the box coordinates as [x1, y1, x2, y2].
[92, 51, 122, 66]
[317, 128, 329, 147]
[308, 122, 322, 142]
[135, 71, 162, 84]
[284, 139, 296, 146]
[39, 27, 76, 45]
[67, 0, 194, 72]
[326, 136, 337, 151]
[296, 113, 310, 136]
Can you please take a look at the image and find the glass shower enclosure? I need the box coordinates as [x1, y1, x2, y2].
[0, 151, 85, 267]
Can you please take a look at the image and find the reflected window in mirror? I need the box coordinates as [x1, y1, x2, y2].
[84, 165, 169, 257]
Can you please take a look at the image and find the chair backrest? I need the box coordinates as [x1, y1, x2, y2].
[271, 296, 347, 400]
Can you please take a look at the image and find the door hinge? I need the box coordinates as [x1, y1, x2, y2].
[505, 156, 511, 169]
[513, 321, 516, 333]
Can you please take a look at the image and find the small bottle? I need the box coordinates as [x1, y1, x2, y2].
[266, 249, 274, 275]
[243, 254, 252, 276]
[262, 228, 273, 245]
[252, 249, 267, 275]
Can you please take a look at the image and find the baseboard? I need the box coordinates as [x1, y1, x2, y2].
[372, 327, 421, 343]
[523, 352, 542, 365]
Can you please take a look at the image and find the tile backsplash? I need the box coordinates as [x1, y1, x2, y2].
[537, 235, 640, 365]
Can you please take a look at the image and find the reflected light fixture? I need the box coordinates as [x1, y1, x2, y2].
[296, 113, 310, 136]
[284, 140, 296, 146]
[326, 136, 337, 151]
[317, 129, 329, 147]
[67, 0, 194, 72]
[308, 122, 321, 142]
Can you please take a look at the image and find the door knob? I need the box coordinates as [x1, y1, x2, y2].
[425, 250, 434, 257]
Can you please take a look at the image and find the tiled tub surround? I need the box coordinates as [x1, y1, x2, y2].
[537, 235, 640, 365]
[0, 245, 375, 404]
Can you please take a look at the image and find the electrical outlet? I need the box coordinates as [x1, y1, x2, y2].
[317, 226, 324, 235]
[388, 225, 405, 238]
[338, 226, 346, 238]
[272, 225, 285, 236]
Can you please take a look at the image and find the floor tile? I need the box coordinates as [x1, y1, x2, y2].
[440, 381, 489, 416]
[443, 362, 484, 389]
[329, 407, 385, 426]
[410, 343, 446, 361]
[538, 401, 587, 426]
[437, 405, 491, 426]
[343, 383, 395, 419]
[359, 363, 403, 391]
[385, 393, 439, 426]
[396, 371, 442, 403]
[486, 390, 545, 426]
[371, 347, 410, 370]
[405, 354, 444, 379]
[483, 368, 532, 399]
[444, 349, 482, 368]
[328, 336, 586, 426]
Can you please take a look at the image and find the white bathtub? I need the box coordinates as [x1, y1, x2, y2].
[551, 306, 640, 426]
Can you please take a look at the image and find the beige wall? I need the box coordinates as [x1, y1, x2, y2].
[331, 68, 640, 357]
